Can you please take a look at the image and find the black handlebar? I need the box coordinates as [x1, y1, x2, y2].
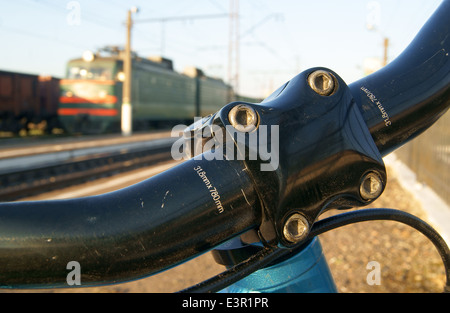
[0, 0, 448, 289]
[0, 156, 259, 287]
[350, 0, 449, 155]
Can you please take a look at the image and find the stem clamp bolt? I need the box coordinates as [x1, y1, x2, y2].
[308, 70, 337, 96]
[228, 104, 258, 132]
[360, 171, 384, 201]
[283, 213, 310, 244]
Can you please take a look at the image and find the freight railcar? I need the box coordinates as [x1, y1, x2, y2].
[0, 70, 60, 134]
[58, 49, 234, 133]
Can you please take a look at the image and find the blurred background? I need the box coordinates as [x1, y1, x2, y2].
[0, 0, 443, 97]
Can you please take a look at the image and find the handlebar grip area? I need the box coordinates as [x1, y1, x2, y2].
[350, 0, 450, 156]
[0, 155, 260, 288]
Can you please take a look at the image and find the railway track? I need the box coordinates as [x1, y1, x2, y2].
[0, 134, 177, 201]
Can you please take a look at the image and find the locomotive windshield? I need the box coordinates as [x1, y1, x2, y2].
[66, 60, 119, 81]
[68, 66, 112, 80]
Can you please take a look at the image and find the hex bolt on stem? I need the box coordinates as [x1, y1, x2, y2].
[283, 213, 310, 244]
[308, 70, 337, 96]
[360, 171, 384, 201]
[228, 104, 259, 132]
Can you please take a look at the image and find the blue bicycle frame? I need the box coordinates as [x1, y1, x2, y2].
[220, 238, 337, 293]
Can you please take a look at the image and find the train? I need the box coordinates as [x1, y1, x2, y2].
[0, 47, 261, 135]
[58, 47, 261, 134]
[0, 70, 60, 135]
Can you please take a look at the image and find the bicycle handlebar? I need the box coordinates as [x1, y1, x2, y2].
[0, 0, 448, 289]
[350, 0, 450, 155]
[0, 156, 259, 287]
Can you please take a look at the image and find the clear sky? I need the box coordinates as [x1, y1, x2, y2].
[0, 0, 443, 98]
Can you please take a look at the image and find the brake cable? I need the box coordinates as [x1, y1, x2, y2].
[179, 208, 450, 293]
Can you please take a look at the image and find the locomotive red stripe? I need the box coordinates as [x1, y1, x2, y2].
[58, 108, 118, 116]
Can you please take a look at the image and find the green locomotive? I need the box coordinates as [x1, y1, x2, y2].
[58, 47, 239, 133]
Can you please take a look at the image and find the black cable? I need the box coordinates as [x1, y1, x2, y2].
[178, 244, 279, 293]
[310, 208, 450, 291]
[179, 208, 450, 293]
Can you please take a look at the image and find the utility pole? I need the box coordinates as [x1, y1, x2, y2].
[121, 10, 229, 131]
[228, 0, 240, 99]
[366, 1, 388, 68]
[122, 7, 138, 136]
[383, 37, 389, 66]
